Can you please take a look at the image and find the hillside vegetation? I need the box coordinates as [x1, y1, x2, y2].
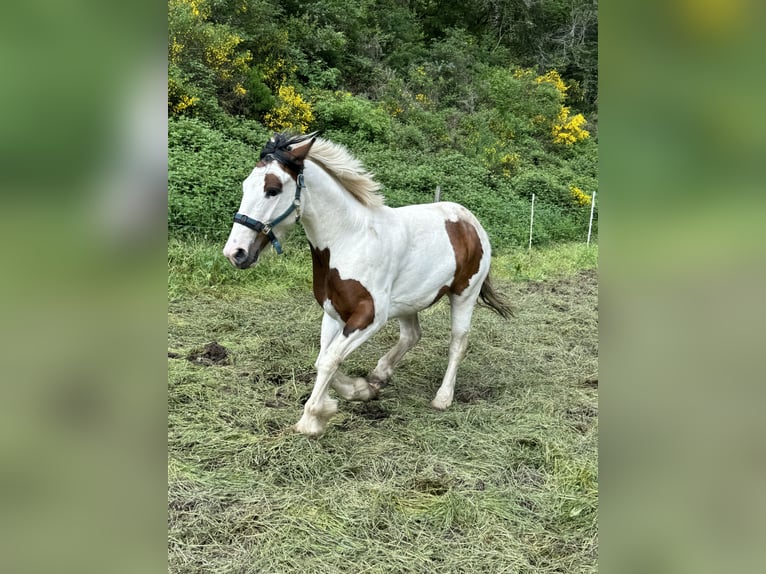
[168, 0, 598, 249]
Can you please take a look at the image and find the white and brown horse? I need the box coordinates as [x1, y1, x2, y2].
[223, 133, 511, 436]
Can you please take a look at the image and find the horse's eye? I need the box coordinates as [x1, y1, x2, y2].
[265, 187, 282, 197]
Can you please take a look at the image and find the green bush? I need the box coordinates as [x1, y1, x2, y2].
[359, 147, 589, 248]
[168, 116, 597, 249]
[245, 69, 276, 117]
[311, 91, 391, 143]
[511, 168, 569, 206]
[169, 117, 262, 240]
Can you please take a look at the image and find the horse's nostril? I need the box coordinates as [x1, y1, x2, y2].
[233, 248, 247, 263]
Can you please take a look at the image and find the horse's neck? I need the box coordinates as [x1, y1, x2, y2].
[301, 162, 373, 248]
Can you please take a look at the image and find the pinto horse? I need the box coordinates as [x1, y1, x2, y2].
[223, 133, 511, 436]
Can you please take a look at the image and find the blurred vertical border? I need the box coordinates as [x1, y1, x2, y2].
[601, 0, 766, 572]
[0, 2, 167, 573]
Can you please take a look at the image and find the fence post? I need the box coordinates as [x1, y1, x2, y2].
[528, 193, 535, 250]
[587, 191, 597, 246]
[434, 185, 441, 202]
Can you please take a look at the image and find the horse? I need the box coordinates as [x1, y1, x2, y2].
[223, 133, 512, 436]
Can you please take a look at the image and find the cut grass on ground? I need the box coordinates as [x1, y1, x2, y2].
[168, 240, 598, 573]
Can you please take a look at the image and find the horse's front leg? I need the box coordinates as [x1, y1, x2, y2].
[295, 313, 382, 437]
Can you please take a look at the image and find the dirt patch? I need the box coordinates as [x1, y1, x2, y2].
[580, 377, 598, 388]
[564, 404, 598, 434]
[187, 341, 230, 366]
[263, 373, 287, 385]
[453, 380, 500, 404]
[352, 402, 390, 422]
[519, 268, 597, 297]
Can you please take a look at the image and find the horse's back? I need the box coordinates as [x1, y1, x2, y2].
[392, 201, 491, 259]
[384, 201, 491, 317]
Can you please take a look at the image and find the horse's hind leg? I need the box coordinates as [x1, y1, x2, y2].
[432, 296, 475, 410]
[368, 314, 421, 390]
[331, 371, 377, 401]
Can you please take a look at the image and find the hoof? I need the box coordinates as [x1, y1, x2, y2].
[294, 416, 327, 438]
[351, 377, 379, 401]
[368, 375, 389, 391]
[430, 397, 452, 411]
[293, 421, 324, 438]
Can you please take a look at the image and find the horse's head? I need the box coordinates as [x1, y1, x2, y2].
[223, 133, 316, 268]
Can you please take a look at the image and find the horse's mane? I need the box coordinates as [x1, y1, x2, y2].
[262, 133, 384, 208]
[308, 137, 384, 207]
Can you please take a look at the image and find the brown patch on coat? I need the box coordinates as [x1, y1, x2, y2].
[430, 285, 451, 306]
[310, 243, 375, 336]
[263, 173, 283, 195]
[430, 219, 484, 305]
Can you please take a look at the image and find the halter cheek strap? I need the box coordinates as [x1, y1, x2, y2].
[233, 173, 305, 255]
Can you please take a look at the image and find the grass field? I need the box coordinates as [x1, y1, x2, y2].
[168, 239, 598, 573]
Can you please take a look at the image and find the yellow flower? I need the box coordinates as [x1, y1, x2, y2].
[552, 106, 590, 145]
[261, 57, 297, 89]
[264, 85, 314, 132]
[169, 38, 183, 65]
[500, 152, 520, 177]
[535, 69, 568, 96]
[171, 94, 199, 115]
[570, 186, 592, 206]
[513, 68, 536, 82]
[170, 0, 209, 20]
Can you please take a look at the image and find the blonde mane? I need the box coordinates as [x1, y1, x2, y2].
[307, 138, 385, 208]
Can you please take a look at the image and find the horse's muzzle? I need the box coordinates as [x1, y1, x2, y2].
[231, 248, 248, 265]
[224, 245, 257, 268]
[224, 232, 271, 268]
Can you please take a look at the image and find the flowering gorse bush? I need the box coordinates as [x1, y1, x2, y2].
[506, 68, 590, 147]
[534, 70, 590, 146]
[263, 85, 314, 133]
[569, 185, 592, 206]
[168, 0, 251, 116]
[553, 107, 590, 145]
[260, 55, 296, 90]
[535, 70, 568, 96]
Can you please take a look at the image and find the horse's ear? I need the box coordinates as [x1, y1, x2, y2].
[286, 134, 317, 163]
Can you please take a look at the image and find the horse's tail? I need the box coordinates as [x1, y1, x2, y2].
[479, 274, 513, 319]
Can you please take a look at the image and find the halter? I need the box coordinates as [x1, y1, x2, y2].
[233, 172, 305, 255]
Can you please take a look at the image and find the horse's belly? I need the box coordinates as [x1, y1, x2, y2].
[388, 259, 456, 317]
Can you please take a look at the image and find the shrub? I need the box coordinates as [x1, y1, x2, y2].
[245, 69, 276, 117]
[552, 106, 590, 146]
[511, 169, 570, 206]
[312, 91, 391, 142]
[263, 85, 314, 133]
[169, 117, 261, 240]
